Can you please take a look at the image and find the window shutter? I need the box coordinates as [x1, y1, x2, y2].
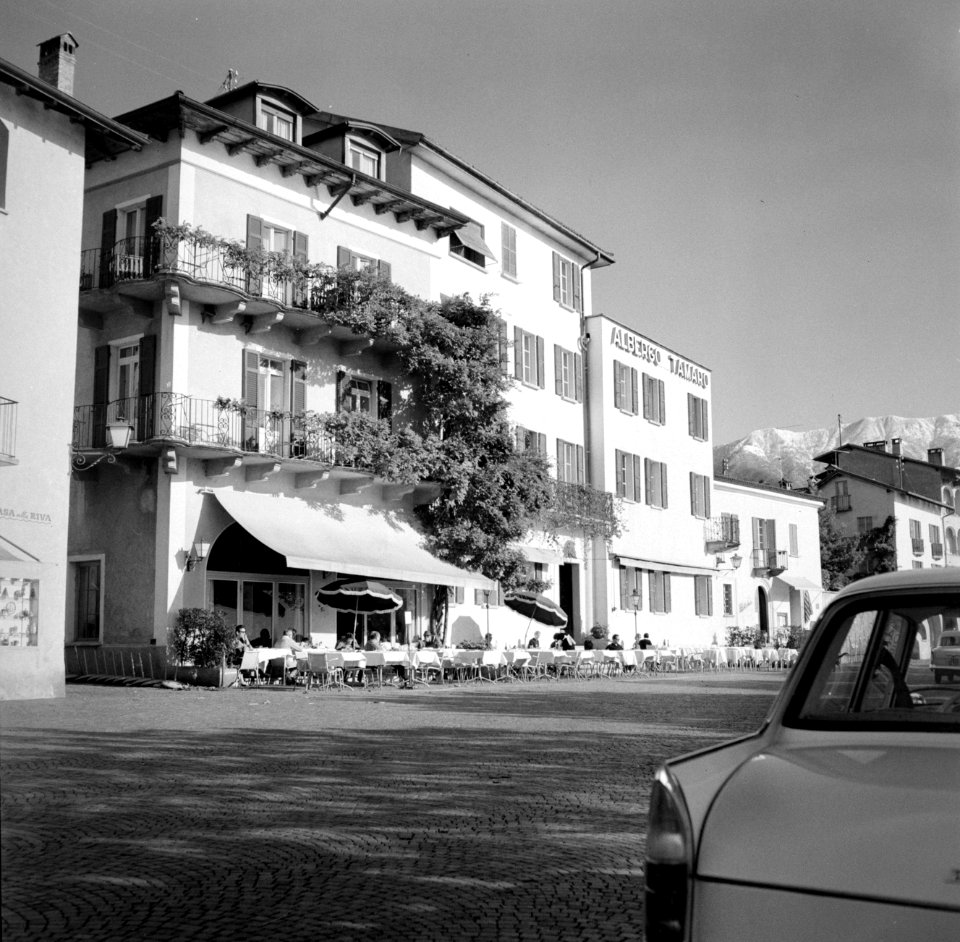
[514, 327, 523, 380]
[143, 195, 163, 277]
[658, 380, 666, 424]
[515, 425, 525, 451]
[632, 455, 642, 503]
[337, 245, 352, 268]
[455, 586, 464, 605]
[630, 368, 639, 415]
[661, 463, 668, 508]
[92, 345, 110, 447]
[615, 449, 624, 496]
[246, 215, 263, 295]
[704, 480, 711, 518]
[576, 444, 585, 484]
[335, 369, 348, 412]
[573, 265, 582, 312]
[377, 381, 392, 423]
[536, 335, 545, 388]
[293, 231, 308, 262]
[767, 519, 777, 555]
[701, 399, 709, 439]
[690, 472, 698, 516]
[498, 318, 509, 374]
[688, 394, 696, 436]
[557, 439, 565, 483]
[644, 458, 653, 505]
[574, 353, 583, 403]
[137, 334, 157, 439]
[292, 361, 306, 413]
[664, 573, 672, 613]
[554, 345, 563, 396]
[613, 362, 623, 410]
[552, 252, 561, 302]
[377, 260, 392, 282]
[242, 350, 260, 448]
[642, 374, 651, 420]
[100, 209, 117, 288]
[619, 567, 629, 610]
[537, 432, 546, 456]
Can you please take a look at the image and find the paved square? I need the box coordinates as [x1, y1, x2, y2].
[1, 674, 782, 941]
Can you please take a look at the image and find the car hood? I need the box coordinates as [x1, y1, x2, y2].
[696, 741, 960, 909]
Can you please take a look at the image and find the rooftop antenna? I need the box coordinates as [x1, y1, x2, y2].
[220, 68, 239, 92]
[837, 413, 842, 446]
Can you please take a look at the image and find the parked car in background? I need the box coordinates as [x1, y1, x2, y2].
[932, 628, 960, 684]
[643, 569, 960, 942]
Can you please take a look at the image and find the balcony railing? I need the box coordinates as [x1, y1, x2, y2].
[73, 394, 345, 464]
[830, 494, 852, 513]
[752, 548, 789, 572]
[704, 515, 740, 547]
[931, 542, 944, 559]
[911, 538, 925, 556]
[543, 481, 619, 540]
[79, 235, 405, 320]
[0, 396, 17, 463]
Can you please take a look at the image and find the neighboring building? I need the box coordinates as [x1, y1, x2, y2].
[583, 315, 720, 646]
[814, 440, 960, 572]
[66, 77, 616, 666]
[0, 40, 144, 699]
[712, 478, 824, 645]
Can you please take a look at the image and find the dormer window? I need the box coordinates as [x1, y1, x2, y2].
[347, 138, 382, 179]
[258, 102, 295, 141]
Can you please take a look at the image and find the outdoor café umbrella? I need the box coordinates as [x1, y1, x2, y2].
[315, 577, 403, 641]
[504, 590, 567, 643]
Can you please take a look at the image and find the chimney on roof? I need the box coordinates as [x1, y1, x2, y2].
[37, 33, 78, 96]
[891, 438, 902, 457]
[928, 448, 943, 467]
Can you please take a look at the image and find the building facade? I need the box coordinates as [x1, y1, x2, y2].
[815, 440, 960, 573]
[66, 78, 617, 666]
[0, 42, 143, 699]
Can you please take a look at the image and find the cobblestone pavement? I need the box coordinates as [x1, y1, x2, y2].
[1, 672, 783, 941]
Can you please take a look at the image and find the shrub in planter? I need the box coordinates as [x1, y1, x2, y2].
[170, 608, 232, 669]
[589, 624, 609, 642]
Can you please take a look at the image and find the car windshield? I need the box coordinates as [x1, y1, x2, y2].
[793, 593, 960, 729]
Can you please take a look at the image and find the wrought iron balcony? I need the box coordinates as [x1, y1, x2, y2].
[752, 548, 788, 573]
[73, 394, 343, 464]
[931, 542, 944, 559]
[911, 538, 925, 556]
[79, 235, 405, 321]
[0, 396, 17, 465]
[704, 514, 740, 549]
[545, 481, 620, 540]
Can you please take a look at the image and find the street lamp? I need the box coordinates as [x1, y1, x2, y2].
[630, 588, 641, 642]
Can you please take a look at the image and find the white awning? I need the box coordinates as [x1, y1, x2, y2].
[213, 489, 494, 590]
[775, 574, 823, 592]
[615, 554, 716, 576]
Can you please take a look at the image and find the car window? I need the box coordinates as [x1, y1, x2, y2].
[794, 596, 960, 728]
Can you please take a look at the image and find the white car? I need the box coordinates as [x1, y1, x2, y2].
[932, 628, 960, 684]
[643, 569, 960, 942]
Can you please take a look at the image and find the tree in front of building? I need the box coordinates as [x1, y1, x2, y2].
[819, 506, 864, 590]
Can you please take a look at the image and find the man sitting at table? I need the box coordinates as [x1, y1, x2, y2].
[637, 632, 653, 650]
[420, 628, 440, 649]
[272, 629, 304, 684]
[527, 630, 541, 649]
[606, 634, 624, 651]
[366, 631, 410, 687]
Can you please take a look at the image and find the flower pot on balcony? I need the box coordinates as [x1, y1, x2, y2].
[106, 423, 134, 449]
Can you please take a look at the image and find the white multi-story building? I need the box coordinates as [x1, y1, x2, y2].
[0, 40, 143, 699]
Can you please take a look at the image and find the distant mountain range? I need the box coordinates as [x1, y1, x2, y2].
[714, 415, 960, 487]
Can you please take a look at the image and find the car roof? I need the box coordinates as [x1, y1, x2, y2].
[832, 568, 960, 601]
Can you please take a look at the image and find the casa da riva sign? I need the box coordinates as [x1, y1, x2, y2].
[610, 327, 709, 388]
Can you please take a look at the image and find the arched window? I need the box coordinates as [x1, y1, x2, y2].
[946, 528, 957, 557]
[942, 486, 955, 510]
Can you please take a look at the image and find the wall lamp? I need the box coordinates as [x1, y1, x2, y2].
[715, 553, 743, 570]
[184, 540, 211, 571]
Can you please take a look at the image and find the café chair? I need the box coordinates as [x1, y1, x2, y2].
[304, 651, 347, 691]
[237, 649, 263, 686]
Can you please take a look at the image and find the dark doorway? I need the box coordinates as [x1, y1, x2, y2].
[757, 586, 769, 642]
[559, 563, 578, 636]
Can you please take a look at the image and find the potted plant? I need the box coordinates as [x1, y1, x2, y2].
[167, 607, 234, 686]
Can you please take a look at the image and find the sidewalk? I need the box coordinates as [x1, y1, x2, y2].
[2, 674, 782, 941]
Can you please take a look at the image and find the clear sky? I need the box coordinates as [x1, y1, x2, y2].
[4, 0, 957, 443]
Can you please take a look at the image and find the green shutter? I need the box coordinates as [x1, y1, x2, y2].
[632, 455, 642, 503]
[664, 573, 672, 613]
[613, 361, 623, 410]
[630, 368, 639, 415]
[574, 352, 582, 403]
[246, 215, 263, 295]
[576, 444, 585, 484]
[573, 265, 582, 312]
[143, 195, 163, 277]
[554, 345, 563, 396]
[552, 252, 561, 302]
[99, 209, 117, 288]
[514, 327, 523, 380]
[242, 350, 260, 449]
[92, 345, 110, 447]
[337, 245, 352, 268]
[137, 334, 157, 439]
[536, 335, 545, 389]
[658, 380, 666, 425]
[377, 259, 392, 282]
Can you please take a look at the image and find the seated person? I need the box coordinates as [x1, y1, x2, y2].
[274, 629, 304, 683]
[232, 624, 253, 664]
[606, 634, 624, 651]
[420, 628, 440, 649]
[527, 630, 541, 649]
[583, 637, 594, 650]
[551, 631, 576, 652]
[335, 633, 358, 651]
[252, 628, 273, 649]
[365, 631, 409, 686]
[483, 632, 497, 650]
[637, 633, 653, 650]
